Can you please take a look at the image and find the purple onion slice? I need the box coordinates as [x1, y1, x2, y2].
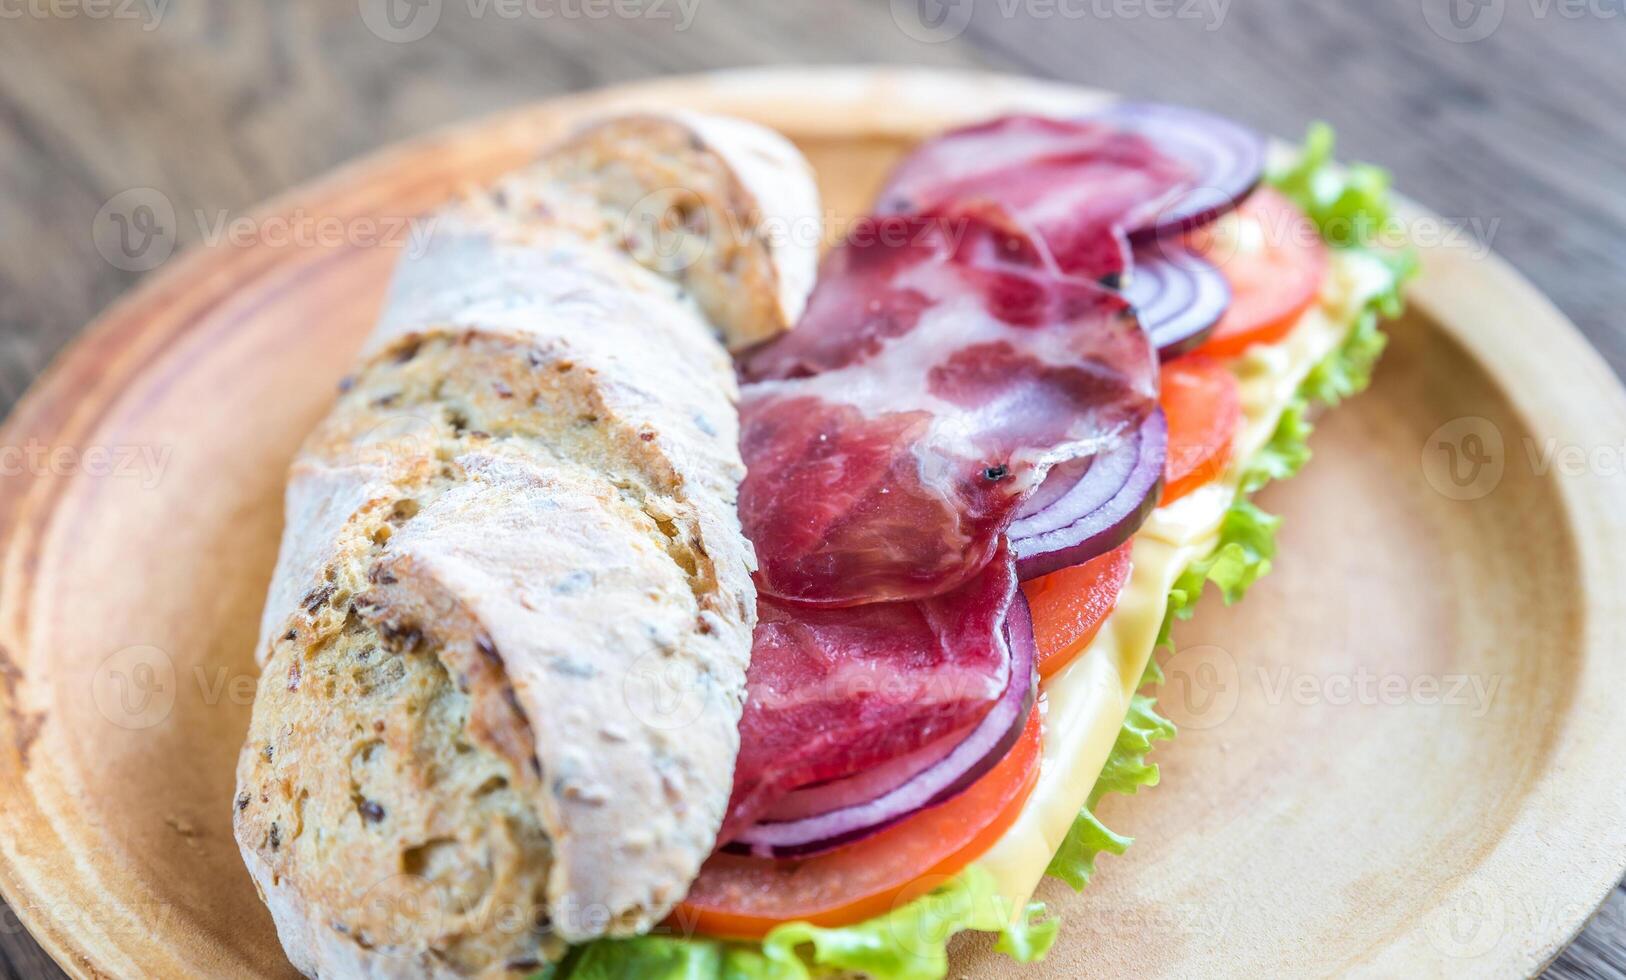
[760, 726, 965, 823]
[1126, 246, 1232, 361]
[725, 595, 1039, 859]
[1010, 410, 1166, 581]
[1095, 102, 1266, 243]
[1013, 438, 1138, 535]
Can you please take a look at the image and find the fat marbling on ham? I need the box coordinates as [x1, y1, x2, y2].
[738, 212, 1156, 609]
[875, 114, 1197, 285]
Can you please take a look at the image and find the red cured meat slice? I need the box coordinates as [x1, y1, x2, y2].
[740, 210, 1065, 383]
[738, 214, 1155, 607]
[875, 114, 1195, 284]
[719, 543, 1019, 844]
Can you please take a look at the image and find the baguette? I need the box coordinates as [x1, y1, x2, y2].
[233, 113, 819, 978]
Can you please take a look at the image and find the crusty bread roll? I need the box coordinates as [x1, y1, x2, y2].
[233, 113, 819, 977]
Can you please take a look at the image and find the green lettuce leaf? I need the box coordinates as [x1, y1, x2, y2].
[1044, 807, 1133, 893]
[757, 865, 1056, 979]
[565, 934, 758, 980]
[1240, 399, 1312, 494]
[564, 866, 1055, 980]
[1268, 121, 1397, 248]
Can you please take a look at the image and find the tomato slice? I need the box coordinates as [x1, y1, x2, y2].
[1190, 187, 1329, 359]
[1021, 542, 1133, 680]
[1160, 354, 1242, 504]
[673, 704, 1044, 939]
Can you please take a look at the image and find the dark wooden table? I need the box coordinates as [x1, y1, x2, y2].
[0, 0, 1621, 976]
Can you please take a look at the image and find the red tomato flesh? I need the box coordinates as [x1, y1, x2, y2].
[1191, 187, 1328, 359]
[1022, 542, 1133, 680]
[1160, 354, 1242, 504]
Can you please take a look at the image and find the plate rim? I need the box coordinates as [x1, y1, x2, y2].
[1, 65, 1623, 979]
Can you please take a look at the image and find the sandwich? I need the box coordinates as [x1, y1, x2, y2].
[235, 102, 1413, 980]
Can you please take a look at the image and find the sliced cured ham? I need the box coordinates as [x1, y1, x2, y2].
[739, 213, 1157, 607]
[720, 544, 1019, 843]
[874, 114, 1196, 284]
[740, 210, 1064, 382]
[722, 112, 1210, 845]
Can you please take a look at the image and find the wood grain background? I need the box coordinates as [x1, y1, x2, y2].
[0, 0, 1620, 976]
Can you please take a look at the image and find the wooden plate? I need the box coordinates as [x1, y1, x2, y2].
[1, 67, 1623, 980]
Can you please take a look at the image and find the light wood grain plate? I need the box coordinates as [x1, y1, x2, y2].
[0, 67, 1622, 980]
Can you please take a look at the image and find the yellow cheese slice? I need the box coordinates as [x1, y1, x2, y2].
[970, 243, 1377, 912]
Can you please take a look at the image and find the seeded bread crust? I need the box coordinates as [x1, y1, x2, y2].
[472, 111, 818, 352]
[234, 113, 820, 978]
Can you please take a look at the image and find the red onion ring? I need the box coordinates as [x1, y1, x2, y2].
[1094, 103, 1266, 243]
[760, 726, 967, 823]
[725, 594, 1039, 859]
[1126, 246, 1232, 361]
[1010, 410, 1167, 581]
